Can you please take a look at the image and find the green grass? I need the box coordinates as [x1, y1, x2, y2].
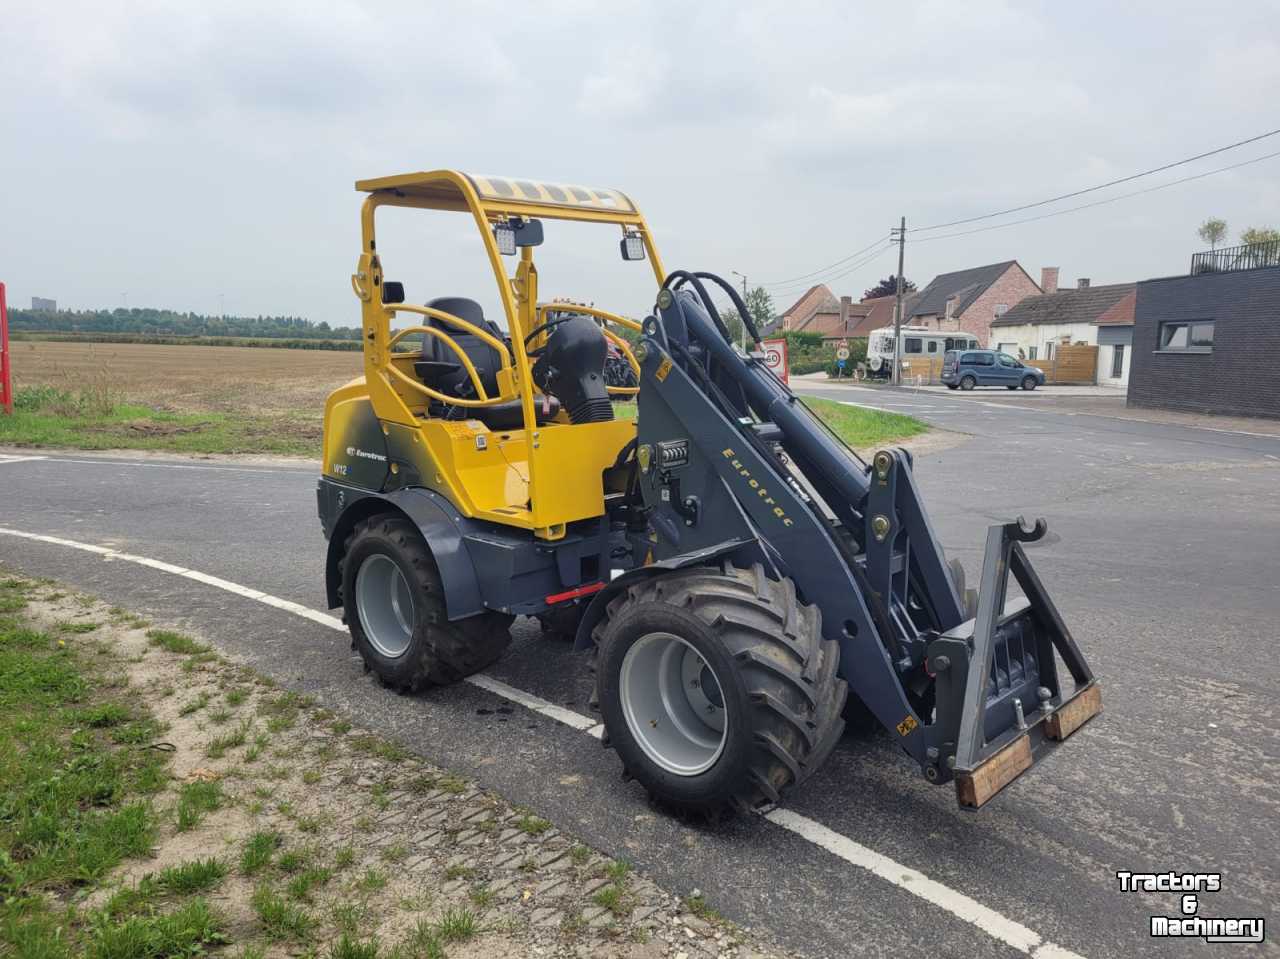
[0, 385, 316, 456]
[240, 830, 282, 875]
[330, 933, 382, 959]
[175, 779, 224, 831]
[799, 396, 928, 448]
[0, 597, 171, 955]
[612, 396, 925, 449]
[145, 629, 207, 656]
[591, 883, 630, 918]
[154, 857, 228, 895]
[604, 858, 631, 882]
[434, 907, 479, 943]
[515, 813, 551, 836]
[87, 897, 227, 957]
[206, 719, 252, 758]
[251, 884, 316, 942]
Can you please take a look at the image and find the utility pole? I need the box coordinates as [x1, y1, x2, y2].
[890, 217, 906, 386]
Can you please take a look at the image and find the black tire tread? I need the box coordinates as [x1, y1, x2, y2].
[596, 562, 846, 813]
[340, 515, 512, 691]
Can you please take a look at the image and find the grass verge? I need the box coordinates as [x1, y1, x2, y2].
[0, 578, 190, 955]
[0, 385, 316, 456]
[798, 396, 928, 449]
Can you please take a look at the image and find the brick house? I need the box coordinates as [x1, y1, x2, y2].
[908, 261, 1042, 346]
[776, 285, 841, 333]
[773, 286, 923, 341]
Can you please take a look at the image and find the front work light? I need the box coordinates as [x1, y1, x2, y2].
[620, 231, 646, 261]
[494, 222, 516, 256]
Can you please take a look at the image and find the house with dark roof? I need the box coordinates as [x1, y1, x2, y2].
[774, 284, 914, 341]
[907, 260, 1041, 346]
[989, 273, 1136, 387]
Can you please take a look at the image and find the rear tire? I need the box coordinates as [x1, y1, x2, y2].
[946, 384, 959, 390]
[1021, 376, 1038, 391]
[960, 375, 976, 391]
[1006, 385, 1017, 390]
[594, 563, 846, 814]
[341, 515, 513, 692]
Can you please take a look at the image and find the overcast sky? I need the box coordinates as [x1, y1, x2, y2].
[3, 0, 1278, 327]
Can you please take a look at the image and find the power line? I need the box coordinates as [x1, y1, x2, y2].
[767, 245, 892, 301]
[759, 234, 890, 288]
[908, 148, 1280, 245]
[914, 126, 1280, 233]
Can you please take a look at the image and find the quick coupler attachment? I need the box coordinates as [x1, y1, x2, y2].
[927, 517, 1102, 810]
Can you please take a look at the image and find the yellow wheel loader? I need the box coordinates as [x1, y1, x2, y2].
[318, 171, 1101, 814]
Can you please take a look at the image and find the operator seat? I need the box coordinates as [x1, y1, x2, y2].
[415, 296, 503, 399]
[413, 295, 560, 429]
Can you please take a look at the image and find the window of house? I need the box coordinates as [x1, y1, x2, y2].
[1045, 342, 1054, 360]
[1158, 320, 1214, 353]
[1111, 344, 1125, 378]
[905, 337, 922, 354]
[1028, 346, 1037, 360]
[994, 303, 1009, 317]
[927, 341, 938, 353]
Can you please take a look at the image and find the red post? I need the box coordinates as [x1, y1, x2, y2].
[0, 282, 12, 415]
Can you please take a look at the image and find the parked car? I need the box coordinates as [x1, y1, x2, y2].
[941, 349, 1045, 391]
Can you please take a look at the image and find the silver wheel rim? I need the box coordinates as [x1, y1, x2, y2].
[355, 554, 415, 659]
[618, 632, 728, 776]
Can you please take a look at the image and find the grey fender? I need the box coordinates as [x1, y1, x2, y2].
[323, 486, 485, 621]
[572, 537, 765, 651]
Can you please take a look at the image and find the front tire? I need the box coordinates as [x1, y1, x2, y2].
[594, 564, 846, 814]
[1022, 376, 1038, 391]
[341, 515, 513, 692]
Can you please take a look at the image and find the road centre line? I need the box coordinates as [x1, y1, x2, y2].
[0, 524, 1085, 959]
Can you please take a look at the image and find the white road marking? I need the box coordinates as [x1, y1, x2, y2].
[0, 453, 310, 474]
[0, 524, 1086, 958]
[466, 674, 599, 732]
[766, 809, 1083, 957]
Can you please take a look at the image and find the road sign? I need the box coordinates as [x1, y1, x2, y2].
[762, 337, 789, 384]
[836, 345, 850, 362]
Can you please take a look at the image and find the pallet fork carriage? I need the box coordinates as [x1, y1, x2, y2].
[318, 170, 1101, 814]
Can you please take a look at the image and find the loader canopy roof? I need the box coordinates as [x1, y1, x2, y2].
[355, 170, 642, 224]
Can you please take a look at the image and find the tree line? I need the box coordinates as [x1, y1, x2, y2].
[11, 306, 361, 341]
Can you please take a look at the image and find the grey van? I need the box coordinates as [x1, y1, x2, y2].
[941, 350, 1045, 391]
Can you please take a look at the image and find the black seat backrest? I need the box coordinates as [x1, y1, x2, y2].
[420, 297, 504, 398]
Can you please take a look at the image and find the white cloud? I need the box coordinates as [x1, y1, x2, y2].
[1, 0, 1278, 322]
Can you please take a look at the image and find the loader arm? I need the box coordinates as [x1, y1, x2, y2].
[628, 273, 1101, 807]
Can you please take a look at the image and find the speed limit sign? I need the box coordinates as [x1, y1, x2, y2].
[836, 345, 850, 361]
[762, 337, 789, 384]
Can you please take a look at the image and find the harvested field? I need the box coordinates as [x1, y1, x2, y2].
[10, 339, 363, 417]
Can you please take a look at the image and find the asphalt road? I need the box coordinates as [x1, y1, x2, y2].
[2, 388, 1277, 958]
